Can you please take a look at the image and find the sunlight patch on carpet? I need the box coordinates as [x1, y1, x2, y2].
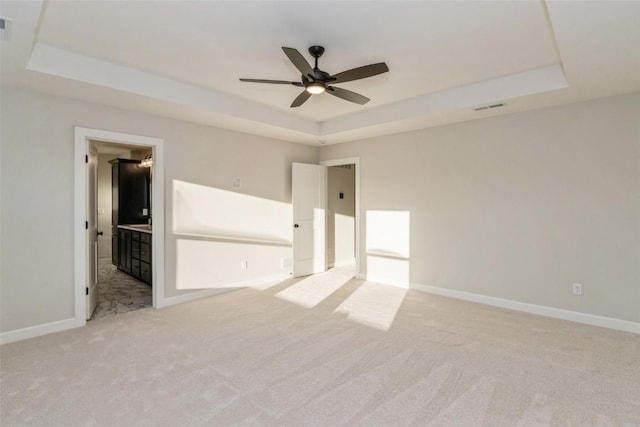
[334, 281, 407, 330]
[276, 269, 352, 308]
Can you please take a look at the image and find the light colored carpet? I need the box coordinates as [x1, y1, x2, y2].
[2, 266, 639, 426]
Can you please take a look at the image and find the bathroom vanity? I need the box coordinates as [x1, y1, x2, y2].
[117, 224, 152, 286]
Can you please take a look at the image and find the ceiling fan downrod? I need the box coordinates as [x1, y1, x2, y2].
[308, 45, 325, 70]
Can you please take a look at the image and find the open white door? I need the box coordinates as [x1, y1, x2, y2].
[86, 150, 99, 319]
[292, 163, 327, 277]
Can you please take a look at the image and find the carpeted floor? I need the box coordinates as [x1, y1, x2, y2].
[1, 266, 639, 426]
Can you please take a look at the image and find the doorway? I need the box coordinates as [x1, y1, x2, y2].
[314, 157, 360, 278]
[90, 141, 153, 320]
[74, 127, 165, 328]
[326, 164, 356, 271]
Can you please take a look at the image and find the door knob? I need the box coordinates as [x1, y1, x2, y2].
[97, 231, 104, 236]
[293, 224, 299, 228]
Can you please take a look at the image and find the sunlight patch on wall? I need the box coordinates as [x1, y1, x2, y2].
[335, 213, 355, 264]
[366, 210, 411, 287]
[334, 281, 407, 331]
[176, 238, 290, 290]
[276, 268, 353, 308]
[173, 180, 292, 245]
[366, 255, 410, 289]
[172, 180, 294, 290]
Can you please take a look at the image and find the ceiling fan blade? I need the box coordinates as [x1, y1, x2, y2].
[291, 91, 312, 108]
[326, 86, 370, 105]
[331, 62, 389, 84]
[240, 78, 303, 87]
[282, 47, 314, 76]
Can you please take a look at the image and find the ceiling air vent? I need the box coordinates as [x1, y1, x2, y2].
[0, 17, 11, 42]
[474, 102, 506, 112]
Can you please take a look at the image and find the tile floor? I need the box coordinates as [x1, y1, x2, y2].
[91, 258, 152, 320]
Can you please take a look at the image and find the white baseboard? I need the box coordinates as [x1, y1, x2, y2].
[160, 288, 236, 308]
[334, 258, 356, 268]
[366, 274, 409, 289]
[2, 274, 292, 343]
[409, 282, 640, 335]
[160, 273, 291, 308]
[0, 318, 76, 345]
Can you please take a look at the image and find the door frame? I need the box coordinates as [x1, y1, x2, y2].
[319, 157, 362, 279]
[74, 127, 165, 327]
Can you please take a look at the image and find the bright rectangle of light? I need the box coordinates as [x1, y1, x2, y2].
[176, 238, 290, 289]
[366, 256, 410, 289]
[276, 268, 353, 308]
[334, 281, 407, 331]
[173, 180, 292, 244]
[335, 213, 355, 263]
[366, 210, 410, 258]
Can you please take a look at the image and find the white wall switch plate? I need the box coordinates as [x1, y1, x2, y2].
[142, 208, 148, 216]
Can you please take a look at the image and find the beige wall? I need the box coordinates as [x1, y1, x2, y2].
[1, 87, 317, 333]
[320, 93, 640, 323]
[2, 86, 638, 334]
[327, 166, 355, 267]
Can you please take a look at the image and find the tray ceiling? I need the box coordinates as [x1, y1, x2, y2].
[1, 1, 638, 144]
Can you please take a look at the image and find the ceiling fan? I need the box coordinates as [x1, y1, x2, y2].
[240, 46, 389, 108]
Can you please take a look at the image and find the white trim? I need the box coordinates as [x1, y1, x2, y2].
[409, 282, 640, 335]
[27, 44, 566, 144]
[333, 258, 356, 268]
[161, 289, 235, 308]
[365, 275, 410, 289]
[319, 157, 361, 278]
[28, 43, 317, 140]
[74, 127, 165, 328]
[0, 318, 76, 345]
[161, 273, 291, 308]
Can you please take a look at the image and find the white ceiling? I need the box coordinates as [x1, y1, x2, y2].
[1, 1, 639, 145]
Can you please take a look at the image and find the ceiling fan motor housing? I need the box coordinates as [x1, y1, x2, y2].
[308, 45, 325, 58]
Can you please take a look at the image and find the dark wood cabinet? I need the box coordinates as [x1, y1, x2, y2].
[140, 261, 151, 284]
[110, 158, 150, 225]
[118, 228, 132, 274]
[117, 227, 152, 286]
[111, 227, 119, 265]
[110, 158, 150, 267]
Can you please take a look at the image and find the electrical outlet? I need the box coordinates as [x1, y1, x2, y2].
[281, 257, 292, 270]
[572, 283, 583, 296]
[241, 260, 248, 270]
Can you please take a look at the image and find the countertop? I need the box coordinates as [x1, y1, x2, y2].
[117, 224, 152, 234]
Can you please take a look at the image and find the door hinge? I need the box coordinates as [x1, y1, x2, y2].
[86, 287, 89, 296]
[85, 154, 88, 163]
[85, 221, 88, 230]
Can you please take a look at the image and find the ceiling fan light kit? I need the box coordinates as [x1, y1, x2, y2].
[240, 45, 389, 108]
[306, 82, 326, 94]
